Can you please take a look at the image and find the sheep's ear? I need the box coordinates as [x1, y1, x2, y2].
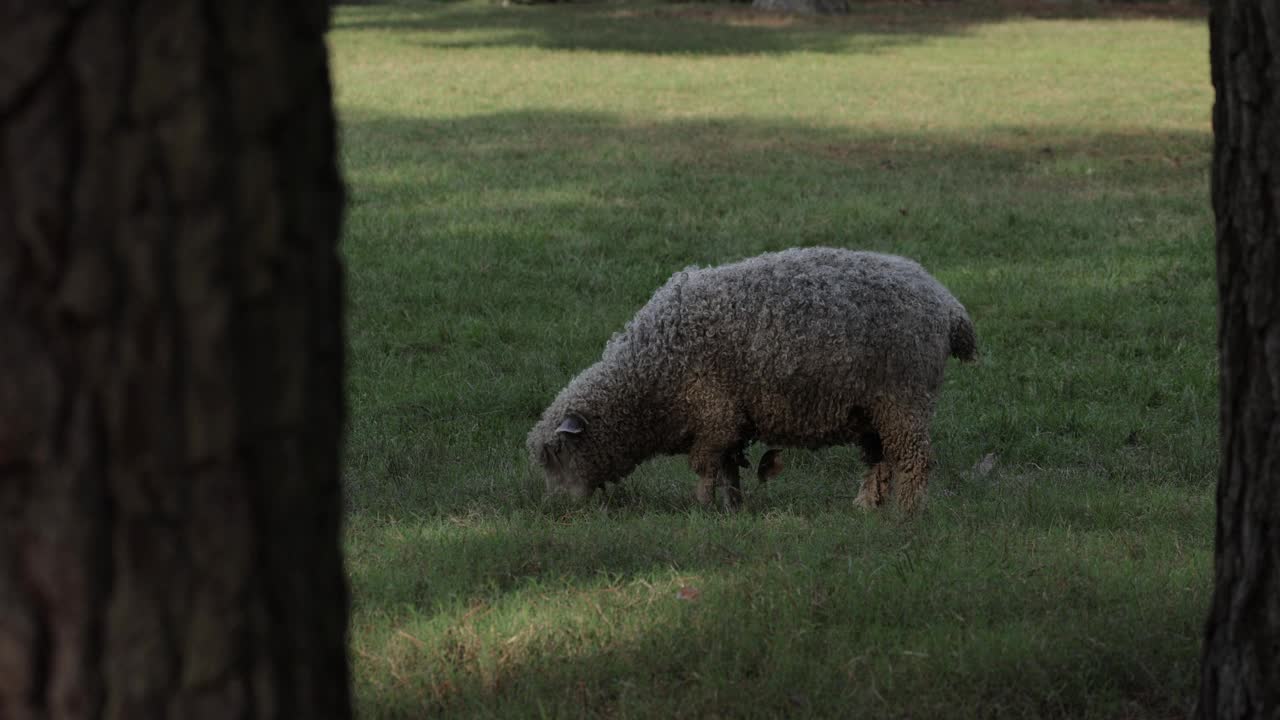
[556, 414, 585, 435]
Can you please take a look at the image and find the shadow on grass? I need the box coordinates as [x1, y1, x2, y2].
[349, 497, 1209, 718]
[331, 0, 1206, 57]
[362, 606, 1201, 720]
[348, 474, 1212, 625]
[341, 107, 1209, 276]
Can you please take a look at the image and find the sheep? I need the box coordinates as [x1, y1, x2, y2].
[526, 247, 976, 513]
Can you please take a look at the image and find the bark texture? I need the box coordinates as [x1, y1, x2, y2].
[0, 2, 349, 719]
[1198, 2, 1280, 718]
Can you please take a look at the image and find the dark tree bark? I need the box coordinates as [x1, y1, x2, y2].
[0, 2, 349, 719]
[1198, 2, 1280, 719]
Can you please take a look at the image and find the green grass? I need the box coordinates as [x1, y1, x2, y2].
[332, 2, 1215, 717]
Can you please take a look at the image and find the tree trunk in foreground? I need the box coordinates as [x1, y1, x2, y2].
[1198, 2, 1280, 718]
[0, 3, 349, 719]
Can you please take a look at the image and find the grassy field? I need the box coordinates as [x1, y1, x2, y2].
[330, 2, 1215, 717]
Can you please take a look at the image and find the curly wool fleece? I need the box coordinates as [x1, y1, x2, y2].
[527, 247, 976, 512]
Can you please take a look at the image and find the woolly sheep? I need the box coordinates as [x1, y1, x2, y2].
[526, 247, 976, 513]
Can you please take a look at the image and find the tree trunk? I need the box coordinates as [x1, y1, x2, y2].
[1198, 2, 1280, 718]
[0, 3, 349, 719]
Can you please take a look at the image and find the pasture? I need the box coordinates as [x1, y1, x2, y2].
[332, 1, 1215, 717]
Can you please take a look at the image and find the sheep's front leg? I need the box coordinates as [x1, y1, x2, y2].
[720, 457, 743, 511]
[690, 445, 742, 511]
[683, 378, 744, 510]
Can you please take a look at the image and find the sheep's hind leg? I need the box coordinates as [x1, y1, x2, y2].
[695, 472, 716, 507]
[691, 446, 722, 509]
[854, 430, 890, 509]
[875, 410, 933, 514]
[757, 449, 783, 483]
[855, 464, 892, 509]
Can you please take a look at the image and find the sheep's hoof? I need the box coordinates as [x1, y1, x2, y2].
[721, 485, 743, 512]
[695, 480, 715, 508]
[854, 488, 883, 510]
[896, 494, 924, 515]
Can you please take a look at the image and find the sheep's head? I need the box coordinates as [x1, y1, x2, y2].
[527, 411, 616, 500]
[528, 360, 650, 500]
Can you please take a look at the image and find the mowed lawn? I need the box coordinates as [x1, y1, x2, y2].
[331, 2, 1215, 717]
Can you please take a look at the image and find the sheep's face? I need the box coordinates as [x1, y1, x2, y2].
[530, 413, 613, 500]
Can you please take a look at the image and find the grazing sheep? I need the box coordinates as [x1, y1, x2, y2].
[527, 247, 976, 513]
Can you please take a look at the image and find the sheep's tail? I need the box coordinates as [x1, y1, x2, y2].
[948, 305, 977, 362]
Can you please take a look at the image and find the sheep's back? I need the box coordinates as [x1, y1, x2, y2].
[608, 248, 956, 401]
